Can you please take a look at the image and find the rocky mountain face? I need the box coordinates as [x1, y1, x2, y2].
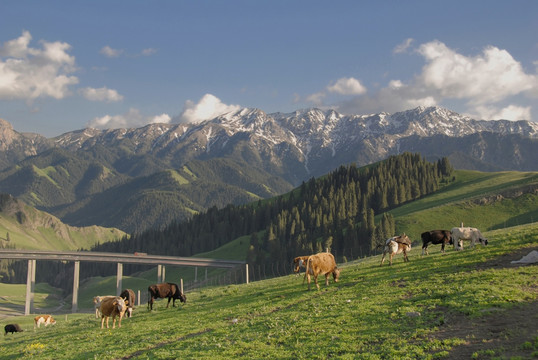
[0, 106, 537, 233]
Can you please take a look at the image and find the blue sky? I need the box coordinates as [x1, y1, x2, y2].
[1, 1, 537, 137]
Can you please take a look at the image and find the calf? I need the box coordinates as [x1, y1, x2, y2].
[304, 252, 340, 290]
[421, 230, 452, 255]
[34, 315, 56, 329]
[4, 324, 23, 335]
[120, 289, 136, 318]
[99, 296, 128, 329]
[381, 234, 411, 266]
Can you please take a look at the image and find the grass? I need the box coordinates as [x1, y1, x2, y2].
[1, 223, 537, 359]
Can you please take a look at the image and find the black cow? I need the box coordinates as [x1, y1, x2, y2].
[5, 324, 23, 335]
[147, 282, 186, 310]
[120, 288, 136, 317]
[421, 230, 452, 255]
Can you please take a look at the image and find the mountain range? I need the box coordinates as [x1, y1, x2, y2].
[0, 106, 537, 233]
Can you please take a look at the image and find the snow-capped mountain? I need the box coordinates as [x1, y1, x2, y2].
[6, 105, 538, 178]
[1, 105, 537, 233]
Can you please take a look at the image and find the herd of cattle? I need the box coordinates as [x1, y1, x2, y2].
[4, 226, 487, 335]
[293, 226, 488, 289]
[4, 282, 187, 335]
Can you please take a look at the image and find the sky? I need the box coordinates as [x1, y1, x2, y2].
[1, 1, 537, 137]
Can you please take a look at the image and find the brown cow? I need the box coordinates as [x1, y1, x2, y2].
[304, 252, 340, 290]
[34, 315, 56, 328]
[147, 282, 186, 310]
[120, 289, 136, 318]
[381, 234, 411, 266]
[99, 296, 128, 329]
[421, 230, 452, 255]
[293, 255, 310, 274]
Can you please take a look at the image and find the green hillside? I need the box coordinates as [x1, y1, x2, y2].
[1, 223, 536, 359]
[0, 193, 125, 251]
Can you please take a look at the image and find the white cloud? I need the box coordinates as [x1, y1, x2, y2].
[327, 77, 366, 95]
[305, 92, 325, 106]
[331, 41, 538, 121]
[100, 45, 123, 58]
[179, 93, 241, 123]
[87, 108, 171, 129]
[141, 48, 157, 56]
[393, 38, 414, 54]
[471, 105, 531, 121]
[417, 41, 537, 105]
[79, 87, 124, 102]
[0, 30, 78, 100]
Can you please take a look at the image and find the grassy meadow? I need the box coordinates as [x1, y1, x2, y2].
[1, 223, 537, 359]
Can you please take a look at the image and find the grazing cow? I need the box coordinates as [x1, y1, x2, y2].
[120, 289, 136, 318]
[451, 227, 488, 250]
[4, 324, 23, 335]
[34, 315, 56, 328]
[93, 295, 115, 319]
[304, 252, 340, 290]
[147, 282, 186, 310]
[99, 296, 128, 329]
[421, 230, 452, 255]
[381, 234, 411, 266]
[293, 255, 310, 274]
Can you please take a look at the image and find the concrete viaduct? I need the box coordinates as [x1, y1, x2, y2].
[0, 249, 247, 315]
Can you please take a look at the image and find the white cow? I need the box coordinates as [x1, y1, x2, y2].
[451, 227, 488, 250]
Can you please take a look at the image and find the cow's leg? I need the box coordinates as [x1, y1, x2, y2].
[306, 273, 311, 290]
[389, 253, 394, 266]
[325, 273, 330, 286]
[314, 274, 320, 290]
[380, 251, 386, 266]
[101, 316, 105, 329]
[166, 297, 171, 308]
[441, 243, 445, 253]
[403, 249, 409, 262]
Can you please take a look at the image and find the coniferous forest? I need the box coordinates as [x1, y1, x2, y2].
[89, 153, 453, 275]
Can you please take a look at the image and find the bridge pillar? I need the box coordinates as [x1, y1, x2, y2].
[25, 259, 36, 315]
[72, 261, 80, 313]
[116, 263, 123, 296]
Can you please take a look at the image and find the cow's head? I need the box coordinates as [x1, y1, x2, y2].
[333, 268, 341, 283]
[115, 298, 127, 313]
[480, 238, 488, 246]
[293, 257, 306, 273]
[174, 291, 187, 303]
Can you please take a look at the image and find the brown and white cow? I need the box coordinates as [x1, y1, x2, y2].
[304, 252, 340, 290]
[34, 315, 56, 329]
[451, 227, 488, 250]
[93, 295, 115, 319]
[99, 296, 128, 329]
[381, 234, 411, 266]
[119, 289, 136, 318]
[293, 255, 310, 274]
[147, 282, 186, 310]
[421, 230, 452, 255]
